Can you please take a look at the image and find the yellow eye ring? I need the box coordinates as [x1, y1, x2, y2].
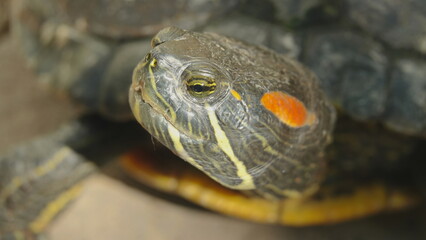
[186, 76, 217, 97]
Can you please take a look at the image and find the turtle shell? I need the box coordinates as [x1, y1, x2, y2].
[205, 0, 426, 138]
[51, 0, 241, 39]
[3, 0, 426, 237]
[10, 0, 239, 119]
[12, 0, 426, 135]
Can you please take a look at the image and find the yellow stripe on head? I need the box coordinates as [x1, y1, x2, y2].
[167, 123, 203, 170]
[148, 58, 176, 121]
[167, 122, 244, 189]
[206, 105, 255, 190]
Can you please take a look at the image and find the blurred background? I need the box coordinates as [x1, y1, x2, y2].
[1, 0, 426, 239]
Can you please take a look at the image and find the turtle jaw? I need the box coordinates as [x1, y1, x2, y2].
[129, 77, 258, 191]
[129, 75, 171, 137]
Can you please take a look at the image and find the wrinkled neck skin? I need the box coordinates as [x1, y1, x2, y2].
[130, 28, 336, 199]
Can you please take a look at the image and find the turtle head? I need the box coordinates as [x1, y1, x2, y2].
[130, 27, 252, 189]
[130, 27, 336, 198]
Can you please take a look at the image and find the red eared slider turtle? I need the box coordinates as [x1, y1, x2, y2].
[125, 27, 422, 225]
[2, 0, 426, 239]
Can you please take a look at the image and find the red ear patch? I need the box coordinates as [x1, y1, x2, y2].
[261, 91, 316, 128]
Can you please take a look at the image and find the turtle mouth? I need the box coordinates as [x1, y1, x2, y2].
[130, 80, 199, 143]
[131, 74, 207, 143]
[131, 57, 178, 130]
[130, 83, 165, 127]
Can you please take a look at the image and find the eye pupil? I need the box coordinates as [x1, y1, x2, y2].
[192, 84, 204, 92]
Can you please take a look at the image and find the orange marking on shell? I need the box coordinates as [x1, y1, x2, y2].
[230, 89, 242, 101]
[261, 91, 315, 128]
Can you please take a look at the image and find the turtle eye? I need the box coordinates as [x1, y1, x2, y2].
[180, 61, 230, 103]
[185, 75, 216, 97]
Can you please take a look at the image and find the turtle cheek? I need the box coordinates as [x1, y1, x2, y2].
[215, 93, 250, 131]
[174, 137, 248, 189]
[135, 62, 178, 123]
[172, 104, 213, 141]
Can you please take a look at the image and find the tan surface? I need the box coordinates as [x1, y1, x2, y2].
[1, 33, 426, 240]
[47, 174, 285, 240]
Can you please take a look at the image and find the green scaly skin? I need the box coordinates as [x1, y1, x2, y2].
[0, 115, 147, 239]
[130, 27, 336, 199]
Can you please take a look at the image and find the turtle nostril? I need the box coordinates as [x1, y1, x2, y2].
[132, 79, 145, 102]
[132, 84, 147, 104]
[134, 85, 142, 93]
[151, 37, 164, 48]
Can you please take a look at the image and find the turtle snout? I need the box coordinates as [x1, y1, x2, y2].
[151, 27, 188, 48]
